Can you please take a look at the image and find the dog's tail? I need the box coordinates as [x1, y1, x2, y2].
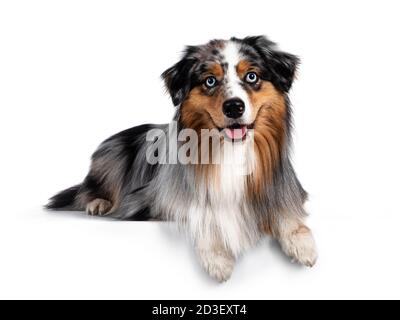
[45, 184, 82, 210]
[46, 184, 153, 220]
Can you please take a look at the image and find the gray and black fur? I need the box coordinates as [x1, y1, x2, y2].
[47, 36, 317, 282]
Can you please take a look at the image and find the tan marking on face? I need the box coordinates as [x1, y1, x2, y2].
[181, 86, 225, 179]
[206, 63, 224, 79]
[248, 81, 286, 121]
[246, 81, 288, 195]
[181, 86, 226, 131]
[236, 60, 253, 78]
[181, 66, 288, 192]
[236, 60, 260, 79]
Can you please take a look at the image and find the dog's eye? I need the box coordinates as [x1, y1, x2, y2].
[205, 76, 217, 88]
[245, 72, 258, 84]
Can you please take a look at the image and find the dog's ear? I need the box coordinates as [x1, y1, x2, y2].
[161, 46, 198, 106]
[243, 35, 300, 92]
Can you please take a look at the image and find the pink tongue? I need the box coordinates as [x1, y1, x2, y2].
[225, 126, 248, 140]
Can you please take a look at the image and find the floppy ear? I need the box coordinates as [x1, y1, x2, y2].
[161, 46, 198, 106]
[243, 35, 300, 92]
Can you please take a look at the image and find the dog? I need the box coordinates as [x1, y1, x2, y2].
[47, 35, 317, 282]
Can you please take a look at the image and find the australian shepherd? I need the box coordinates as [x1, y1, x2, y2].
[47, 35, 317, 282]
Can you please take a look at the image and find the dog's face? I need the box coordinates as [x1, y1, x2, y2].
[162, 36, 299, 141]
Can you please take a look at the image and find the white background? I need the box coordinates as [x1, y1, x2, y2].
[1, 0, 399, 300]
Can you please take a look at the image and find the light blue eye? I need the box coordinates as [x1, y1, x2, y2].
[205, 76, 217, 88]
[245, 72, 258, 84]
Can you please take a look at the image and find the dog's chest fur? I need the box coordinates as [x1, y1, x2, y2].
[182, 141, 261, 256]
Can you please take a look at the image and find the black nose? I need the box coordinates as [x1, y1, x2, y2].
[223, 98, 245, 119]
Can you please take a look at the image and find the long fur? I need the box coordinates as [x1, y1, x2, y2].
[48, 36, 316, 280]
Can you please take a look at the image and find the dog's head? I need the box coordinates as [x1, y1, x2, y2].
[162, 36, 299, 141]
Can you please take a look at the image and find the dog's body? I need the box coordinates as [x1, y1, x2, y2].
[47, 36, 317, 282]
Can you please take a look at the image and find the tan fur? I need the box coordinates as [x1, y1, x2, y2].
[247, 82, 287, 195]
[206, 63, 224, 80]
[181, 87, 226, 131]
[181, 57, 287, 194]
[236, 60, 261, 79]
[180, 85, 225, 181]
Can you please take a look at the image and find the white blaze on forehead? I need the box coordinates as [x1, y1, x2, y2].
[221, 41, 252, 123]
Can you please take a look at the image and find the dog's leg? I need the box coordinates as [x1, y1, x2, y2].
[196, 238, 236, 283]
[272, 215, 318, 267]
[86, 198, 113, 216]
[75, 176, 117, 216]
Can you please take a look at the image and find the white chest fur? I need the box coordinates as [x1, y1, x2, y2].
[186, 140, 261, 257]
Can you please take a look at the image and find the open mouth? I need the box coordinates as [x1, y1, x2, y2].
[221, 123, 254, 141]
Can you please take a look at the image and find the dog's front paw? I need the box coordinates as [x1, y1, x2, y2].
[86, 198, 112, 216]
[197, 249, 235, 283]
[279, 226, 318, 267]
